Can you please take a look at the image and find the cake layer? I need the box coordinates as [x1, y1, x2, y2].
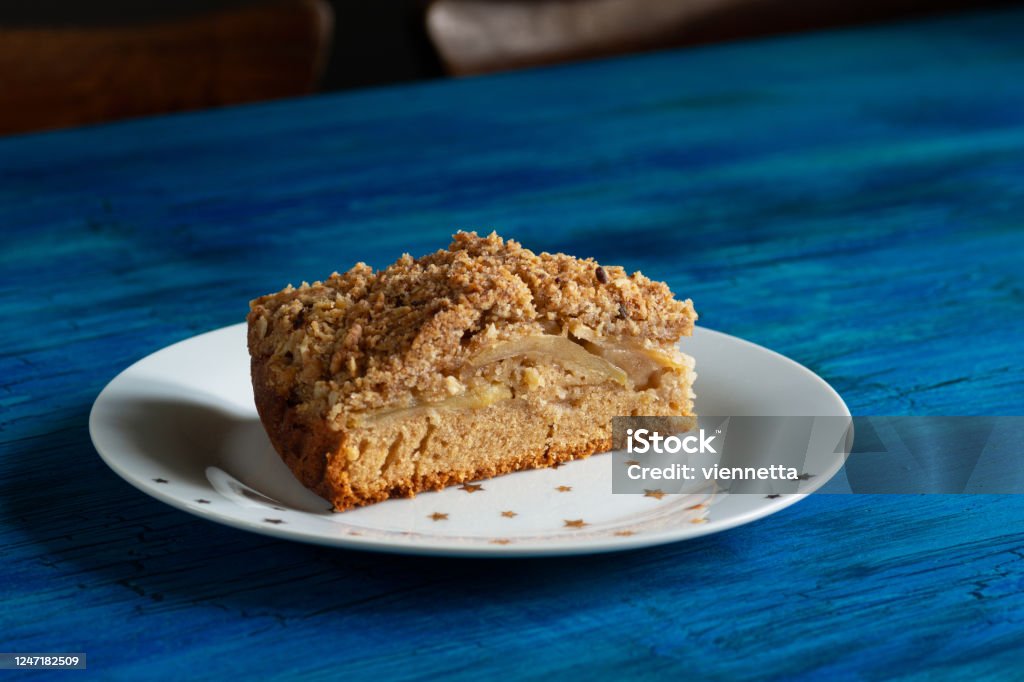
[254, 355, 694, 509]
[248, 232, 697, 510]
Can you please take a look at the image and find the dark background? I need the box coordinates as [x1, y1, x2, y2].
[1, 1, 441, 91]
[4, 0, 1018, 93]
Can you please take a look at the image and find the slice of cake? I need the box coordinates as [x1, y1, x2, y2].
[247, 232, 696, 510]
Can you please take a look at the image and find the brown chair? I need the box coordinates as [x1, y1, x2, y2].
[0, 0, 333, 135]
[426, 0, 1005, 76]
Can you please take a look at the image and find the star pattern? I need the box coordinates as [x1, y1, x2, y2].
[625, 460, 640, 466]
[152, 478, 168, 484]
[765, 494, 781, 499]
[175, 453, 726, 542]
[797, 472, 814, 481]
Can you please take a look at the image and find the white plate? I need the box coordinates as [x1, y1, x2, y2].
[90, 324, 849, 557]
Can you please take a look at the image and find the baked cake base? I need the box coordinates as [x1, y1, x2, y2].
[254, 360, 692, 510]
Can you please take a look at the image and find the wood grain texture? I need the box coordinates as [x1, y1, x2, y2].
[2, 7, 1023, 680]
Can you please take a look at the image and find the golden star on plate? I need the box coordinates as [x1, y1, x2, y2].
[501, 510, 518, 518]
[624, 460, 640, 467]
[685, 503, 706, 511]
[459, 483, 484, 493]
[556, 485, 572, 492]
[614, 530, 636, 537]
[563, 519, 588, 529]
[429, 512, 448, 521]
[690, 518, 708, 524]
[490, 538, 512, 545]
[644, 489, 667, 500]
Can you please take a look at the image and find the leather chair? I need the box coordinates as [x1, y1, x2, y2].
[427, 0, 1009, 76]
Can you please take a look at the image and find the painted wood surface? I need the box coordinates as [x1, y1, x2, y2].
[2, 8, 1023, 680]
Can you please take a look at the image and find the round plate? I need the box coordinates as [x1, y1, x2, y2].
[89, 324, 849, 557]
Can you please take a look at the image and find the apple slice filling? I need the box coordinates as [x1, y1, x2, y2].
[355, 333, 688, 426]
[467, 334, 628, 387]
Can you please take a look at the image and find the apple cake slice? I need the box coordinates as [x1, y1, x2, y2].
[247, 232, 696, 510]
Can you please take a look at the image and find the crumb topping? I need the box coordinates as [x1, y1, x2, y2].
[247, 232, 696, 419]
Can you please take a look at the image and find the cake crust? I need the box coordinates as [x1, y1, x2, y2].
[248, 231, 695, 421]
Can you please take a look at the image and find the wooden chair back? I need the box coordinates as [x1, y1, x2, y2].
[0, 0, 333, 135]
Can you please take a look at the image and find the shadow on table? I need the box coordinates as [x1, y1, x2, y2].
[3, 397, 738, 626]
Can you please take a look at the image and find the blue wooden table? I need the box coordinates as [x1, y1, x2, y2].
[3, 7, 1024, 679]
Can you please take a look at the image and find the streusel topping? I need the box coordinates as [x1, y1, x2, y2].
[248, 232, 695, 419]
